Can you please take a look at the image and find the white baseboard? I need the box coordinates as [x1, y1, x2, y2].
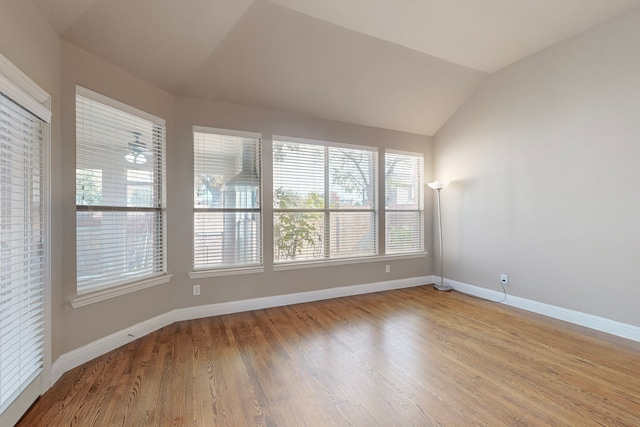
[51, 276, 430, 385]
[51, 311, 175, 385]
[446, 278, 640, 342]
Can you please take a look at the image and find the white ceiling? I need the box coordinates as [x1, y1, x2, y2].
[33, 0, 640, 135]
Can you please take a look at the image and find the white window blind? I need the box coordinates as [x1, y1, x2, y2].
[0, 93, 45, 415]
[76, 87, 166, 294]
[385, 151, 424, 254]
[193, 128, 262, 270]
[273, 137, 377, 263]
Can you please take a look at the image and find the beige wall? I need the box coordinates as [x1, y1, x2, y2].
[171, 97, 433, 310]
[433, 9, 640, 326]
[0, 0, 63, 359]
[57, 42, 178, 355]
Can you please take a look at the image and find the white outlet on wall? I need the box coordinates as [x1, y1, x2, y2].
[500, 274, 508, 285]
[193, 284, 201, 295]
[385, 265, 390, 273]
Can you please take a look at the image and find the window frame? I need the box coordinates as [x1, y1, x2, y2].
[384, 149, 425, 255]
[272, 135, 379, 265]
[72, 86, 171, 307]
[190, 126, 264, 276]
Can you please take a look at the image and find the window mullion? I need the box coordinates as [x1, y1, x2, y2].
[323, 146, 331, 259]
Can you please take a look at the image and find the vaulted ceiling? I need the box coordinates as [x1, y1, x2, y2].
[33, 0, 640, 135]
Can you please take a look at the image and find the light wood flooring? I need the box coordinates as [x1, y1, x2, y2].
[18, 285, 640, 426]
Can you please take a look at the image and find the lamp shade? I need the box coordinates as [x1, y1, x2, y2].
[427, 181, 449, 190]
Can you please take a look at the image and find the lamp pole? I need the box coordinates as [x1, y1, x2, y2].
[428, 181, 452, 292]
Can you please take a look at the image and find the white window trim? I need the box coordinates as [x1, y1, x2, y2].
[0, 54, 51, 122]
[188, 266, 264, 279]
[194, 125, 260, 140]
[384, 148, 425, 255]
[385, 148, 424, 157]
[274, 134, 377, 152]
[273, 252, 428, 271]
[71, 274, 174, 308]
[75, 85, 170, 303]
[192, 126, 264, 272]
[76, 86, 164, 126]
[273, 135, 379, 264]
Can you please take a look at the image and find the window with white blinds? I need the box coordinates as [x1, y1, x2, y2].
[76, 87, 166, 294]
[0, 93, 45, 416]
[193, 127, 262, 270]
[273, 137, 377, 263]
[385, 151, 424, 254]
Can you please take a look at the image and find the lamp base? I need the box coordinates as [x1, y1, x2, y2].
[433, 282, 453, 292]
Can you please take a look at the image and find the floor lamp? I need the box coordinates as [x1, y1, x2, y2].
[428, 181, 453, 292]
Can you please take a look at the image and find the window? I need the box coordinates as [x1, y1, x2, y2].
[75, 87, 166, 295]
[273, 137, 377, 263]
[0, 54, 50, 424]
[385, 151, 424, 254]
[193, 128, 261, 270]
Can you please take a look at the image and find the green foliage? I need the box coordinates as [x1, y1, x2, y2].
[303, 192, 324, 209]
[274, 188, 323, 260]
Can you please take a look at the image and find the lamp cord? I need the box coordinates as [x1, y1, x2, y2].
[433, 188, 507, 303]
[449, 279, 508, 304]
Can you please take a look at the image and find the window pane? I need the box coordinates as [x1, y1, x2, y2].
[194, 132, 260, 209]
[273, 142, 325, 209]
[194, 212, 261, 268]
[76, 169, 102, 205]
[329, 147, 376, 209]
[330, 212, 376, 258]
[76, 211, 163, 292]
[385, 152, 423, 210]
[127, 170, 153, 207]
[274, 212, 324, 262]
[386, 211, 423, 254]
[76, 95, 163, 209]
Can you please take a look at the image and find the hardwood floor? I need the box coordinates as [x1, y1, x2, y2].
[18, 285, 640, 426]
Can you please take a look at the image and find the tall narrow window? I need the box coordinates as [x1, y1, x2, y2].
[193, 128, 262, 270]
[385, 151, 424, 254]
[76, 87, 166, 295]
[0, 57, 49, 422]
[273, 137, 377, 263]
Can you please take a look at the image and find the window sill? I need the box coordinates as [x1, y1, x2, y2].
[71, 274, 173, 308]
[186, 253, 427, 278]
[188, 266, 264, 279]
[273, 252, 428, 271]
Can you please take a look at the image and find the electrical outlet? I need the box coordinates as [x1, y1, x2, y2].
[500, 274, 508, 285]
[385, 265, 390, 273]
[193, 284, 201, 296]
